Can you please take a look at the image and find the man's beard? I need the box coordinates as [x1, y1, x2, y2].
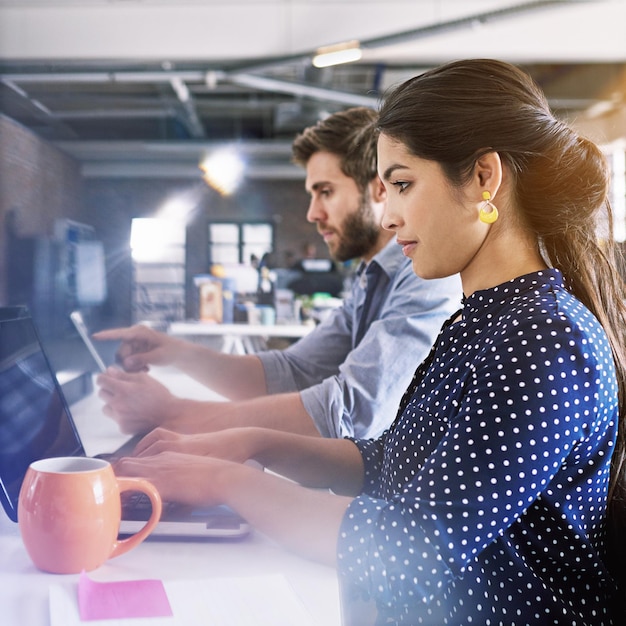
[329, 192, 380, 263]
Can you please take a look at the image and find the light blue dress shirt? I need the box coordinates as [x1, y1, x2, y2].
[256, 239, 462, 438]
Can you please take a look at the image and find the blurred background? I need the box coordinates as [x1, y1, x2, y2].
[1, 0, 625, 348]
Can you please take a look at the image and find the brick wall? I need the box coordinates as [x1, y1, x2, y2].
[0, 114, 84, 304]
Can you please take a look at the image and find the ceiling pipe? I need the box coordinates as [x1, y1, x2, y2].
[1, 67, 379, 109]
[0, 71, 206, 83]
[224, 73, 379, 108]
[170, 76, 205, 138]
[361, 0, 577, 51]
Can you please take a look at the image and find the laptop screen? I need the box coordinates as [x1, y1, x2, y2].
[0, 313, 85, 522]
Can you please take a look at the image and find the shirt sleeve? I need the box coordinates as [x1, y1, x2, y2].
[257, 297, 355, 397]
[336, 314, 617, 610]
[258, 266, 461, 438]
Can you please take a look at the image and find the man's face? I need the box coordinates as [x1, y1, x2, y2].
[304, 151, 380, 262]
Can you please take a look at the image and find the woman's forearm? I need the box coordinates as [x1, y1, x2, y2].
[215, 460, 353, 565]
[115, 450, 352, 566]
[252, 429, 365, 496]
[131, 425, 365, 495]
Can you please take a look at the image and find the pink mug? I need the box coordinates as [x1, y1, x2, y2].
[18, 456, 162, 574]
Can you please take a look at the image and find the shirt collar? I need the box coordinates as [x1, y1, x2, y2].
[356, 237, 405, 280]
[461, 268, 564, 322]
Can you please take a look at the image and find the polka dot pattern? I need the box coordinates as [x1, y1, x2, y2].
[337, 270, 619, 624]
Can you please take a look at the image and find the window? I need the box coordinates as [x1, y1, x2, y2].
[208, 223, 240, 265]
[209, 222, 273, 265]
[130, 218, 186, 324]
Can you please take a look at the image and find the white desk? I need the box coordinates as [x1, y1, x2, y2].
[0, 368, 342, 626]
[168, 321, 314, 354]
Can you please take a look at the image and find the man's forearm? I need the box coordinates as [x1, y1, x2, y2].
[171, 342, 268, 400]
[230, 392, 322, 436]
[168, 391, 322, 437]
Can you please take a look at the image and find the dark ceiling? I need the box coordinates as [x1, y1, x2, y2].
[2, 59, 624, 141]
[1, 0, 625, 180]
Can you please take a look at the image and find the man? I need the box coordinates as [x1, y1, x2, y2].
[95, 107, 461, 439]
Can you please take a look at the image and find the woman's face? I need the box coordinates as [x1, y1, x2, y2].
[378, 133, 487, 282]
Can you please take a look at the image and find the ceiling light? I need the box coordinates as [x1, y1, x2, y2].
[312, 40, 362, 68]
[199, 148, 245, 196]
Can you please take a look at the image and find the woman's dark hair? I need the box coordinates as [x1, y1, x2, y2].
[378, 58, 626, 587]
[291, 107, 378, 194]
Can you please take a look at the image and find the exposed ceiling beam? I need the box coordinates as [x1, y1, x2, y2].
[0, 0, 590, 109]
[53, 139, 302, 180]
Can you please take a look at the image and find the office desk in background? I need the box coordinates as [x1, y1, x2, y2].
[0, 368, 342, 626]
[168, 321, 314, 354]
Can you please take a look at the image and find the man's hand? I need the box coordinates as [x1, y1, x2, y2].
[96, 368, 240, 435]
[93, 325, 184, 372]
[96, 368, 180, 434]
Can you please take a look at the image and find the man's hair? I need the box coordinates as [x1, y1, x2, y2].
[291, 107, 378, 194]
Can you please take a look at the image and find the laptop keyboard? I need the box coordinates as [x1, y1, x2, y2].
[120, 490, 247, 530]
[121, 490, 169, 521]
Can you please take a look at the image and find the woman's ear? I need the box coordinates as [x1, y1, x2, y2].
[370, 176, 387, 203]
[474, 152, 503, 199]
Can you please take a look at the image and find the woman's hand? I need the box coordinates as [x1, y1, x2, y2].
[113, 447, 351, 566]
[114, 451, 241, 507]
[131, 427, 260, 464]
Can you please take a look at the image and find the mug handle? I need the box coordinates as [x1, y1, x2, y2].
[110, 477, 163, 559]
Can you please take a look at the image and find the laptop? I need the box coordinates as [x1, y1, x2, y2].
[0, 307, 250, 539]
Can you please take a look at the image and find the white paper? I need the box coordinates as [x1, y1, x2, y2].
[50, 574, 317, 626]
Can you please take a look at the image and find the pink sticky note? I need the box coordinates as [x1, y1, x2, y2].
[78, 570, 173, 621]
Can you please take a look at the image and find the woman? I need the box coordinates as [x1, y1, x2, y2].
[116, 59, 626, 624]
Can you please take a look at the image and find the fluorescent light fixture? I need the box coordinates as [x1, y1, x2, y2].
[199, 148, 245, 195]
[312, 40, 362, 68]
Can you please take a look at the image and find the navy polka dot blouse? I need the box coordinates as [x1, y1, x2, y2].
[337, 270, 619, 625]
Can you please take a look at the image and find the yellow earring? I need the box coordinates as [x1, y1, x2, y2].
[479, 191, 499, 224]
